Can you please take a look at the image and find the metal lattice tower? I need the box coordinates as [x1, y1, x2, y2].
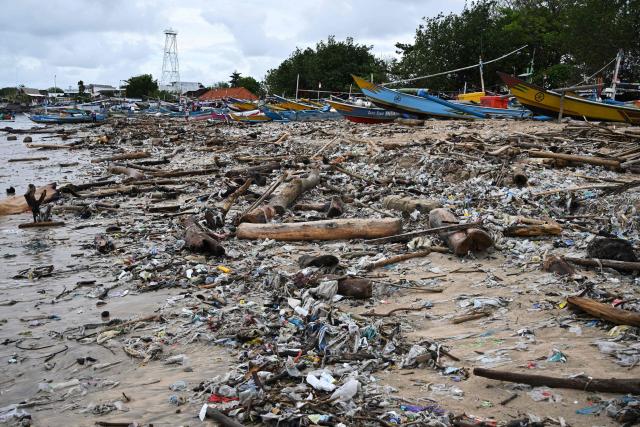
[160, 29, 180, 90]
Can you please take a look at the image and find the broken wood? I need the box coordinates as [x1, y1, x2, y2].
[183, 216, 225, 256]
[366, 221, 483, 245]
[18, 221, 64, 229]
[364, 247, 449, 271]
[474, 367, 640, 394]
[395, 118, 425, 126]
[543, 254, 575, 276]
[451, 311, 490, 324]
[91, 151, 150, 163]
[269, 169, 320, 215]
[236, 218, 402, 241]
[567, 296, 640, 327]
[326, 196, 344, 218]
[429, 208, 493, 255]
[503, 221, 562, 237]
[528, 150, 621, 169]
[564, 256, 640, 272]
[382, 195, 441, 214]
[23, 183, 48, 222]
[512, 167, 528, 187]
[338, 277, 372, 299]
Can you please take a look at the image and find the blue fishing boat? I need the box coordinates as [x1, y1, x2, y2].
[28, 109, 106, 124]
[326, 99, 401, 123]
[352, 75, 477, 120]
[415, 90, 532, 119]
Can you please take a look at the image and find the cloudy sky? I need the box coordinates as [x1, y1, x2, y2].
[0, 0, 466, 90]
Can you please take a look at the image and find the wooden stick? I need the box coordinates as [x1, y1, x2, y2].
[236, 218, 402, 241]
[429, 209, 493, 255]
[451, 311, 489, 324]
[18, 221, 64, 229]
[474, 367, 640, 394]
[91, 151, 150, 163]
[567, 296, 640, 327]
[528, 150, 620, 169]
[503, 222, 562, 237]
[565, 256, 640, 272]
[366, 221, 482, 245]
[364, 247, 449, 271]
[8, 157, 49, 162]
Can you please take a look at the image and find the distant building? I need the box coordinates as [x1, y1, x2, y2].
[199, 87, 258, 101]
[18, 87, 47, 105]
[160, 81, 204, 94]
[86, 84, 118, 97]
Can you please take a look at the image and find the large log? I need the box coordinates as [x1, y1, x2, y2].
[567, 296, 640, 327]
[528, 150, 621, 169]
[429, 208, 493, 255]
[504, 222, 562, 237]
[0, 183, 58, 216]
[366, 222, 482, 245]
[474, 367, 640, 394]
[269, 169, 320, 214]
[236, 218, 401, 241]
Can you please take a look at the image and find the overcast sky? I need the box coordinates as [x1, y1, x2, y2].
[0, 0, 466, 90]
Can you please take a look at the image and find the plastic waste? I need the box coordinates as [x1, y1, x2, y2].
[329, 378, 359, 403]
[306, 371, 336, 392]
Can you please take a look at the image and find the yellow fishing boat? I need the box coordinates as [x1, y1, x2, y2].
[271, 95, 316, 111]
[498, 72, 640, 124]
[227, 101, 257, 112]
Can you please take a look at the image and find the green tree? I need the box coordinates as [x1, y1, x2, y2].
[210, 81, 230, 89]
[229, 71, 242, 87]
[392, 0, 640, 91]
[264, 36, 388, 96]
[124, 74, 158, 98]
[236, 76, 264, 97]
[77, 80, 85, 95]
[47, 87, 63, 93]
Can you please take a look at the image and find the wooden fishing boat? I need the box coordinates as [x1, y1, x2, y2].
[270, 95, 317, 111]
[498, 72, 640, 124]
[326, 99, 400, 124]
[277, 108, 341, 122]
[228, 109, 272, 123]
[416, 90, 532, 119]
[226, 98, 257, 112]
[188, 109, 228, 122]
[352, 75, 476, 120]
[1, 112, 15, 121]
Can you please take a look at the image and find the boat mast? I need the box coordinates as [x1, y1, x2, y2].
[610, 49, 623, 100]
[479, 57, 485, 93]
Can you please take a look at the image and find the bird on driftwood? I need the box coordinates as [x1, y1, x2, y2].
[24, 184, 46, 223]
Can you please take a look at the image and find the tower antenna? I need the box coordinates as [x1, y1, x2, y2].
[160, 28, 180, 93]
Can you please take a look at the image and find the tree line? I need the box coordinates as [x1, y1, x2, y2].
[264, 0, 639, 95]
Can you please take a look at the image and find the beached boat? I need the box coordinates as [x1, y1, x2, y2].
[415, 90, 532, 119]
[352, 75, 477, 120]
[188, 109, 228, 122]
[27, 110, 107, 124]
[226, 98, 257, 112]
[498, 72, 640, 124]
[277, 108, 341, 122]
[1, 111, 15, 121]
[228, 109, 272, 123]
[326, 99, 400, 123]
[270, 95, 317, 111]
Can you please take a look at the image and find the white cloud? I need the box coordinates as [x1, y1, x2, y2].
[0, 0, 466, 89]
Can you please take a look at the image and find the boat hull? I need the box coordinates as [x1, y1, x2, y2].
[28, 113, 106, 124]
[326, 99, 399, 123]
[498, 72, 640, 124]
[352, 75, 477, 120]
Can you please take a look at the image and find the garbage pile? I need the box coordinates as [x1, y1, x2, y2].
[1, 116, 640, 426]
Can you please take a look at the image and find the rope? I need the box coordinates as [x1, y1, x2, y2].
[570, 55, 618, 87]
[381, 45, 529, 87]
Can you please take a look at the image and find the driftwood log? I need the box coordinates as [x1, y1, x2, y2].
[338, 277, 372, 299]
[528, 150, 621, 169]
[382, 195, 441, 214]
[108, 166, 147, 180]
[567, 296, 640, 327]
[364, 247, 449, 271]
[0, 183, 57, 217]
[241, 170, 320, 223]
[504, 221, 562, 237]
[474, 367, 640, 394]
[429, 208, 493, 255]
[236, 218, 402, 241]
